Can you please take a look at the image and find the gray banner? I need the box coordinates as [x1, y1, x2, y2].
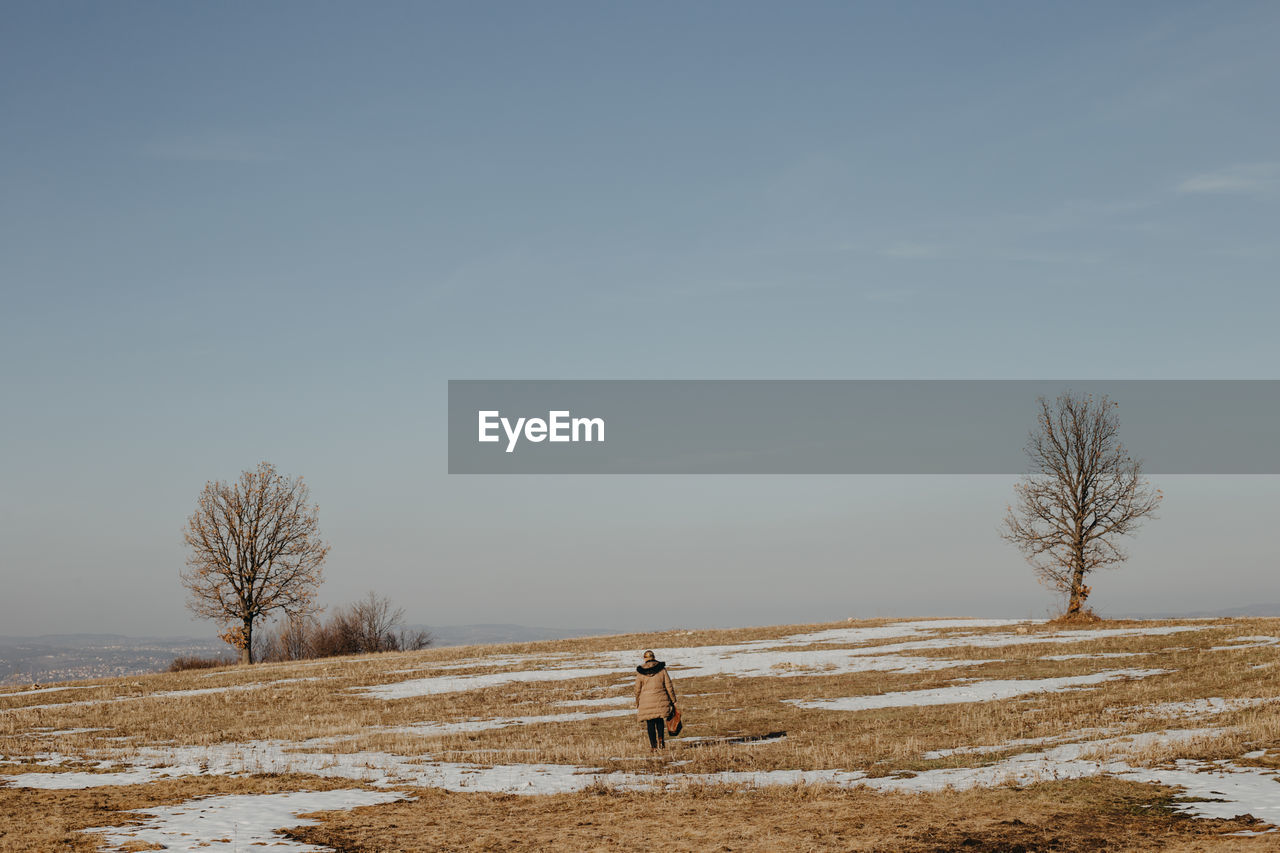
[447, 380, 1280, 474]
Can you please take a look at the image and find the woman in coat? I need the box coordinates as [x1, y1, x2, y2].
[635, 649, 677, 750]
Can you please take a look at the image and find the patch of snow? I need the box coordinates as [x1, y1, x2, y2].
[353, 665, 623, 698]
[354, 651, 995, 700]
[435, 654, 579, 671]
[83, 788, 409, 852]
[0, 678, 318, 715]
[0, 685, 96, 699]
[668, 729, 1223, 794]
[134, 742, 637, 794]
[352, 623, 1214, 701]
[0, 751, 68, 768]
[1209, 636, 1280, 651]
[4, 766, 180, 789]
[1133, 697, 1272, 719]
[388, 653, 579, 676]
[922, 726, 1121, 759]
[786, 669, 1171, 711]
[373, 709, 632, 737]
[865, 729, 1227, 793]
[1120, 760, 1280, 824]
[837, 626, 1207, 659]
[2, 725, 1255, 820]
[922, 697, 1280, 760]
[766, 619, 1027, 647]
[351, 620, 1027, 698]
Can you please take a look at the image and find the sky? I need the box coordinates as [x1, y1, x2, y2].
[1, 1, 1278, 638]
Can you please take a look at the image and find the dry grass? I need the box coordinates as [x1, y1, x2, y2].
[3, 616, 1280, 850]
[0, 774, 366, 852]
[282, 779, 1268, 852]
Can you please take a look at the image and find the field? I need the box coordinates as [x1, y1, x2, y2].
[3, 616, 1280, 851]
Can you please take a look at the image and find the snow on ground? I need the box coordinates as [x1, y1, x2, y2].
[389, 654, 581, 675]
[356, 620, 1020, 695]
[28, 741, 632, 794]
[758, 619, 1024, 647]
[1209, 636, 1280, 651]
[351, 619, 1033, 701]
[0, 726, 1231, 798]
[921, 727, 1122, 759]
[6, 766, 181, 789]
[785, 669, 1171, 711]
[0, 677, 319, 715]
[5, 725, 1278, 829]
[830, 626, 1208, 659]
[1132, 697, 1273, 718]
[1121, 760, 1280, 824]
[676, 729, 1228, 794]
[920, 695, 1278, 760]
[82, 788, 409, 852]
[367, 708, 633, 738]
[354, 664, 629, 698]
[4, 619, 1276, 833]
[351, 621, 1211, 701]
[353, 651, 996, 699]
[0, 685, 96, 699]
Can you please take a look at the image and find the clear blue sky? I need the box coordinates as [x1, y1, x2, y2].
[2, 1, 1277, 637]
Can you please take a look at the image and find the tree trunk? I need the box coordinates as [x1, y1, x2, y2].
[1066, 542, 1087, 615]
[240, 618, 253, 665]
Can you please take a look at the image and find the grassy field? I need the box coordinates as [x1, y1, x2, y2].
[2, 616, 1279, 851]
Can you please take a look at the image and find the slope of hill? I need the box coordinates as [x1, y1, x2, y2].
[2, 617, 1279, 850]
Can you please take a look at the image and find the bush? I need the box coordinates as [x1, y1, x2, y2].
[167, 655, 234, 672]
[255, 592, 432, 662]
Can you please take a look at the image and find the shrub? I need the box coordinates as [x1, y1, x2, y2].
[255, 592, 432, 662]
[167, 655, 234, 672]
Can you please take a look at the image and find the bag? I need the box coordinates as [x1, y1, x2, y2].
[665, 707, 682, 736]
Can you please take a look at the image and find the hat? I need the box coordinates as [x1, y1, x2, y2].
[642, 650, 655, 661]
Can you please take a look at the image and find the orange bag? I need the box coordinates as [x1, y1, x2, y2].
[665, 707, 682, 736]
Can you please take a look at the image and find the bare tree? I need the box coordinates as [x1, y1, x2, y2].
[255, 613, 315, 663]
[1001, 391, 1162, 618]
[256, 591, 432, 661]
[344, 591, 396, 651]
[181, 462, 329, 663]
[318, 592, 431, 655]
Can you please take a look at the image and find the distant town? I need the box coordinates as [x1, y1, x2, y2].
[0, 624, 615, 686]
[0, 634, 229, 686]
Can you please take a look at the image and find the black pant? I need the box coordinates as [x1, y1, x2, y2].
[645, 716, 665, 748]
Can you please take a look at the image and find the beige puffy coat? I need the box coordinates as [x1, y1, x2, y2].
[635, 660, 677, 721]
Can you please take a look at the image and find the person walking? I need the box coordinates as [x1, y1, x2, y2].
[635, 649, 677, 750]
